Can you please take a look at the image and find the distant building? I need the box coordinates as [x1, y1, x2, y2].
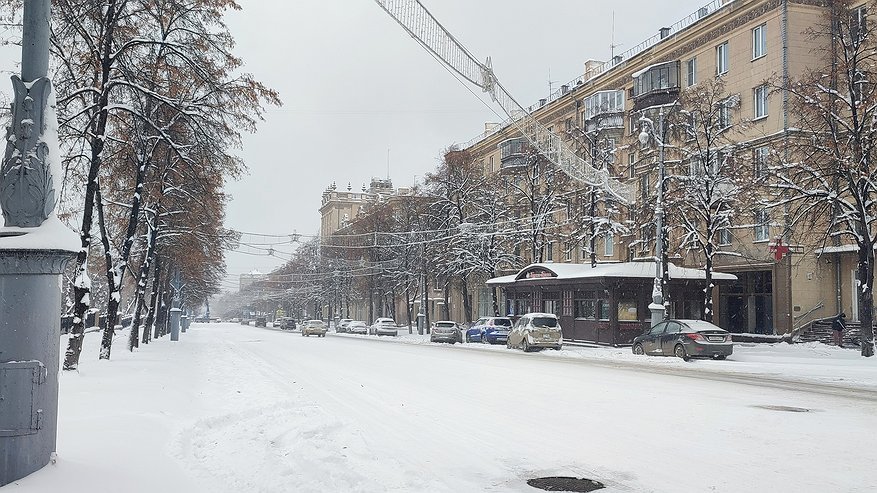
[239, 269, 266, 292]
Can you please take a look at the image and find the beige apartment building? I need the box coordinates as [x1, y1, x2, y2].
[459, 0, 867, 335]
[320, 0, 869, 337]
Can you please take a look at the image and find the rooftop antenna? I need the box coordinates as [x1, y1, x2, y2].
[610, 11, 621, 58]
[548, 67, 557, 98]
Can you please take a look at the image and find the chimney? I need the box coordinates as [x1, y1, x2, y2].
[612, 55, 623, 65]
[659, 27, 671, 39]
[539, 98, 547, 107]
[561, 84, 569, 94]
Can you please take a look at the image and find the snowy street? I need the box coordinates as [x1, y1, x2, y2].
[4, 323, 877, 493]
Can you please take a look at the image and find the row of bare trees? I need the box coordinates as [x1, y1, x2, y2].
[1, 0, 279, 367]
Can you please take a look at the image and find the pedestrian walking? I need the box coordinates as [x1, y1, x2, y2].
[832, 312, 847, 348]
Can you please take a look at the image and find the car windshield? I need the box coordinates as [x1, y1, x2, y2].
[531, 317, 557, 328]
[435, 322, 455, 328]
[491, 318, 512, 327]
[350, 322, 365, 327]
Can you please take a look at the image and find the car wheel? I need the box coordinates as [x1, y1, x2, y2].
[522, 339, 530, 352]
[506, 340, 512, 349]
[674, 344, 690, 361]
[713, 354, 727, 360]
[482, 333, 489, 344]
[632, 343, 645, 356]
[553, 345, 562, 351]
[465, 334, 470, 343]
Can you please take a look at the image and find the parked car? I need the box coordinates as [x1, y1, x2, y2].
[302, 319, 328, 337]
[347, 321, 368, 334]
[276, 317, 297, 331]
[369, 317, 398, 336]
[336, 319, 354, 333]
[632, 319, 733, 361]
[430, 321, 462, 344]
[254, 316, 267, 328]
[229, 317, 240, 323]
[466, 316, 513, 344]
[507, 313, 563, 351]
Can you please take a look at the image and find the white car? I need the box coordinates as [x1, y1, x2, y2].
[347, 321, 368, 334]
[336, 319, 354, 333]
[369, 317, 398, 336]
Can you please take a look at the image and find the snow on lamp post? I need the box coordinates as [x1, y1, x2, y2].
[0, 0, 79, 486]
[639, 107, 668, 329]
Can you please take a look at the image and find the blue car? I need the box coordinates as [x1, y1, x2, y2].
[465, 317, 513, 344]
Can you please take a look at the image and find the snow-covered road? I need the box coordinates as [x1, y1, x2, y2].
[3, 323, 876, 492]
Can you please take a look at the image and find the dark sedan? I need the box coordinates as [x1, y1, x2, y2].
[632, 319, 733, 361]
[465, 316, 512, 344]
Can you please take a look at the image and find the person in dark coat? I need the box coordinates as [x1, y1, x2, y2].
[832, 312, 847, 348]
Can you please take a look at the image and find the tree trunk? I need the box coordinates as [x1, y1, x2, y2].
[62, 0, 120, 371]
[703, 243, 714, 322]
[96, 183, 119, 360]
[442, 280, 451, 320]
[858, 243, 875, 357]
[129, 225, 158, 351]
[491, 285, 500, 317]
[143, 256, 162, 344]
[461, 274, 472, 322]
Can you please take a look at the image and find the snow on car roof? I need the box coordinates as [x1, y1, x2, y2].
[677, 319, 726, 332]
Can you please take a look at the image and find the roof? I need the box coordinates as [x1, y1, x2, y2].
[486, 261, 737, 286]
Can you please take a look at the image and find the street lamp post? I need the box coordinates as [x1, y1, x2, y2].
[639, 107, 668, 328]
[0, 0, 79, 486]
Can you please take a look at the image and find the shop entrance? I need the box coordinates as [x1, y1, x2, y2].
[720, 270, 774, 333]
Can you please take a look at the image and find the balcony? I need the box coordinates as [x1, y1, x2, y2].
[585, 113, 625, 133]
[632, 61, 680, 111]
[583, 90, 626, 134]
[499, 138, 528, 168]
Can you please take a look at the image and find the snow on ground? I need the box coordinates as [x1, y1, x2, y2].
[2, 323, 876, 492]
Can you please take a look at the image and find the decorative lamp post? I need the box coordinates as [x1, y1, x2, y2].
[0, 0, 79, 485]
[639, 107, 668, 329]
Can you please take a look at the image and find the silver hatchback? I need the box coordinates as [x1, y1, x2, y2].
[507, 313, 563, 352]
[430, 321, 462, 344]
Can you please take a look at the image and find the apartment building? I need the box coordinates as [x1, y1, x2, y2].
[464, 0, 857, 336]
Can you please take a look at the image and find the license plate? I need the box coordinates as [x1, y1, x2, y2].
[708, 336, 723, 342]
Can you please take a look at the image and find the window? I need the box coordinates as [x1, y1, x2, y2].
[618, 300, 638, 321]
[686, 112, 697, 141]
[604, 232, 614, 257]
[754, 85, 769, 119]
[752, 24, 767, 59]
[754, 209, 769, 242]
[489, 156, 494, 170]
[605, 137, 616, 164]
[641, 173, 650, 203]
[852, 6, 868, 42]
[754, 146, 769, 178]
[574, 296, 596, 319]
[633, 61, 680, 96]
[718, 101, 732, 129]
[581, 240, 589, 261]
[641, 224, 655, 253]
[716, 41, 729, 75]
[686, 57, 697, 86]
[719, 227, 732, 246]
[583, 90, 625, 120]
[564, 241, 572, 262]
[546, 241, 554, 261]
[628, 151, 637, 178]
[598, 299, 611, 320]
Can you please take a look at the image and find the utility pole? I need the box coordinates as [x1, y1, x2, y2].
[0, 0, 78, 486]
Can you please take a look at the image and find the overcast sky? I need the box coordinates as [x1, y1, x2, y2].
[219, 0, 710, 290]
[1, 1, 710, 292]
